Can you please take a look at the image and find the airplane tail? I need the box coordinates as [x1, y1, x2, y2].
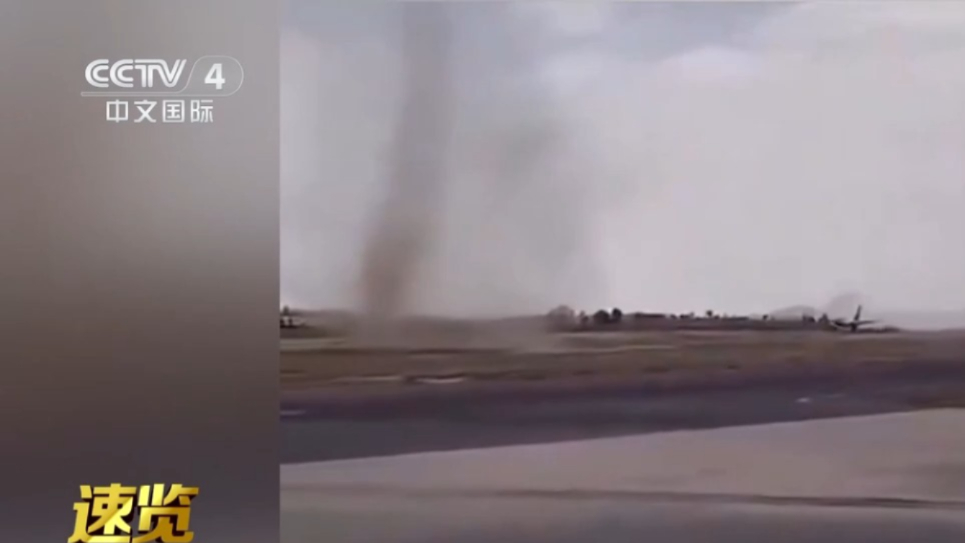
[853, 305, 862, 323]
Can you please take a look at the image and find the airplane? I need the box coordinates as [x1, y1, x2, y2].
[280, 316, 300, 329]
[280, 306, 303, 329]
[828, 305, 877, 332]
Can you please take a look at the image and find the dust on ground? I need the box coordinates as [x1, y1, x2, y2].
[281, 323, 965, 391]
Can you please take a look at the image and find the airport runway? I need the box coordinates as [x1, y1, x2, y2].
[283, 495, 965, 543]
[281, 363, 965, 542]
[281, 360, 965, 463]
[282, 409, 965, 543]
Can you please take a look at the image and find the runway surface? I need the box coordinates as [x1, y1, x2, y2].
[281, 360, 965, 463]
[281, 362, 965, 542]
[282, 409, 965, 543]
[284, 496, 965, 543]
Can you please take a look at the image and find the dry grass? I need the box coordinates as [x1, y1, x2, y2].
[281, 330, 965, 389]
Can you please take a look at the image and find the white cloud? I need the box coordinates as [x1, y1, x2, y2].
[664, 45, 760, 84]
[282, 2, 965, 317]
[546, 2, 965, 313]
[514, 2, 615, 38]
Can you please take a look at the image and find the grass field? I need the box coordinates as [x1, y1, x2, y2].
[281, 329, 965, 390]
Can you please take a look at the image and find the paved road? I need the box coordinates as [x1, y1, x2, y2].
[283, 495, 965, 543]
[281, 360, 965, 463]
[281, 363, 965, 543]
[282, 410, 965, 543]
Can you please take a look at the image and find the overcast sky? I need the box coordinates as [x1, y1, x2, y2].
[281, 1, 965, 318]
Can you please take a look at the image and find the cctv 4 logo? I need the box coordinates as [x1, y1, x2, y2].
[85, 59, 227, 91]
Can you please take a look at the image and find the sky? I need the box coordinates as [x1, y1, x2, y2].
[281, 1, 965, 319]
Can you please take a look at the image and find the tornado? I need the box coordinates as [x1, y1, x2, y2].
[358, 4, 454, 327]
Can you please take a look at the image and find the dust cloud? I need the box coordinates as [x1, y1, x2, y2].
[282, 2, 604, 326]
[358, 3, 454, 320]
[282, 2, 965, 327]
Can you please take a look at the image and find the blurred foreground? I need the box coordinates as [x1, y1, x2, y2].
[282, 410, 965, 543]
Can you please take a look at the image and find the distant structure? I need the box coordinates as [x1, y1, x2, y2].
[592, 309, 612, 325]
[544, 298, 897, 334]
[547, 305, 577, 328]
[633, 312, 668, 322]
[280, 306, 297, 329]
[581, 308, 625, 326]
